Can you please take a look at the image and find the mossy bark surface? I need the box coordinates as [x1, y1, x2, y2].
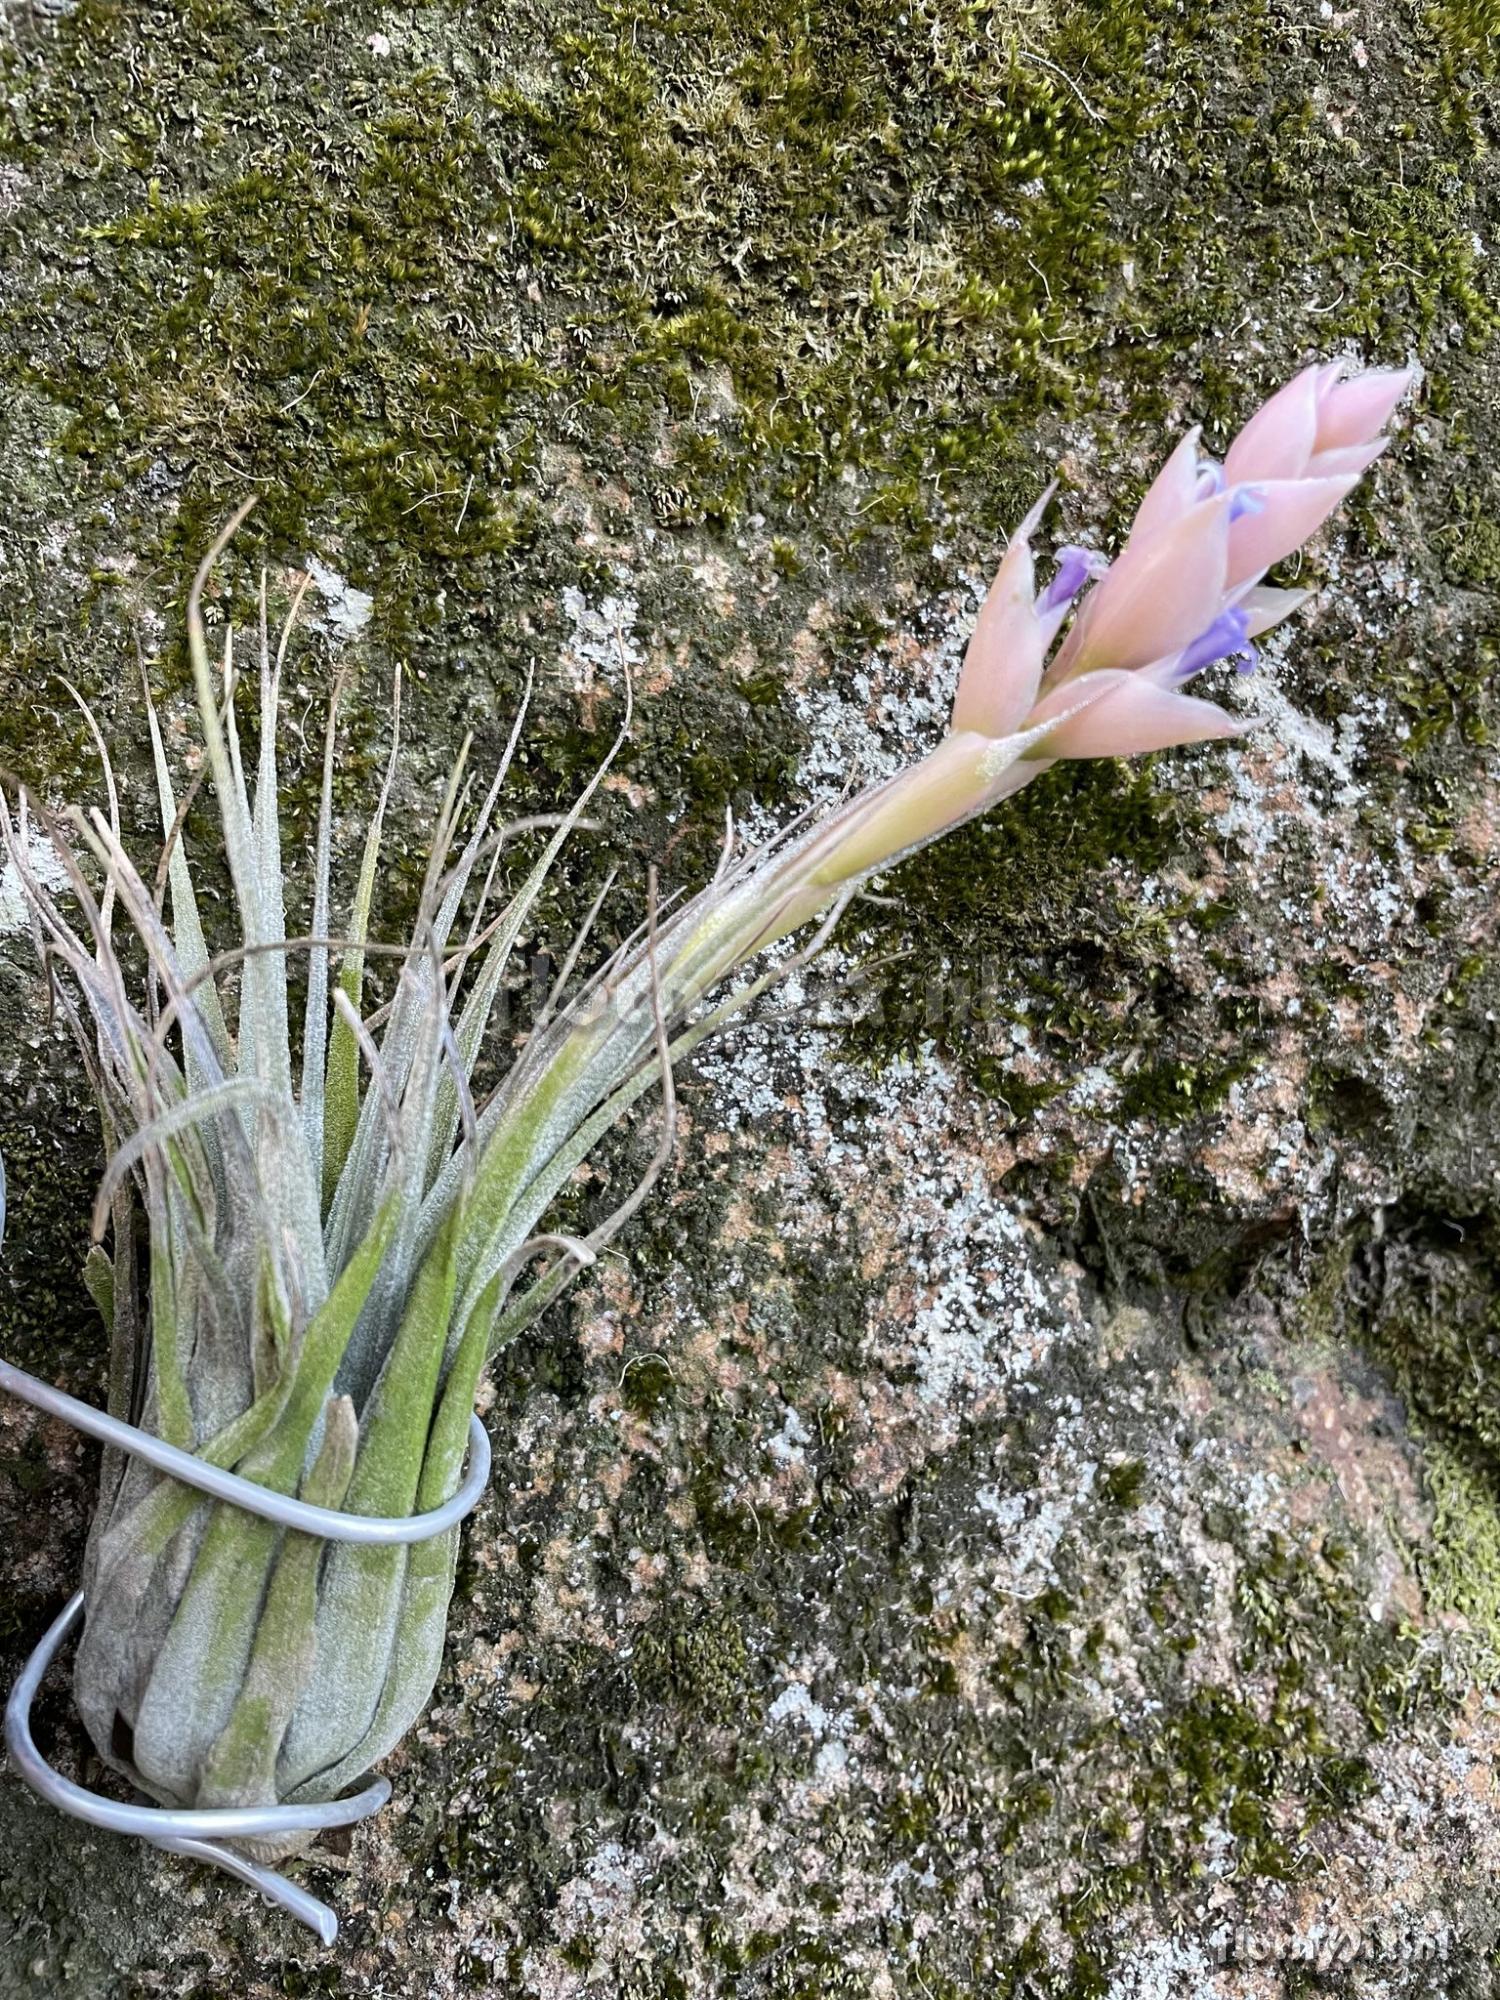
[3, 0, 1500, 1994]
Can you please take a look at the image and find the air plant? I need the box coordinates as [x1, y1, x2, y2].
[0, 360, 1408, 1859]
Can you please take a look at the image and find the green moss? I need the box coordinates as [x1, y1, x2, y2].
[1337, 174, 1498, 350]
[1418, 1435, 1500, 1684]
[1379, 630, 1494, 758]
[1360, 1210, 1500, 1457]
[966, 1059, 1065, 1120]
[629, 1602, 753, 1717]
[1305, 1065, 1394, 1141]
[1106, 1533, 1410, 1884]
[1442, 488, 1500, 589]
[1430, 0, 1500, 64]
[1101, 1459, 1146, 1510]
[1312, 1191, 1500, 1701]
[839, 756, 1192, 1084]
[619, 1351, 678, 1417]
[274, 1965, 343, 1999]
[1119, 1051, 1255, 1126]
[1293, 1237, 1359, 1348]
[0, 0, 1187, 597]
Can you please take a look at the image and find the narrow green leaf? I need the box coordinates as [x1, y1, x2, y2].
[198, 1394, 357, 1808]
[277, 1205, 461, 1790]
[321, 670, 402, 1212]
[82, 1244, 115, 1330]
[142, 676, 233, 1075]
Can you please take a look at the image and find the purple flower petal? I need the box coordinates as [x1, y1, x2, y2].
[1172, 607, 1256, 682]
[1228, 485, 1266, 523]
[1038, 544, 1105, 613]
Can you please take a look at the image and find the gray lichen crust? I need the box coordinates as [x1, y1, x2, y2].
[1, 0, 1499, 1996]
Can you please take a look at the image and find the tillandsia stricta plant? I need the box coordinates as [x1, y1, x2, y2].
[0, 358, 1408, 1853]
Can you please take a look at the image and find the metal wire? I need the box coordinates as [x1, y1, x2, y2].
[0, 1361, 492, 1547]
[0, 1150, 492, 1944]
[5, 1593, 391, 1946]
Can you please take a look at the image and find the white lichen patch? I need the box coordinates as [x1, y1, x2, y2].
[693, 998, 1075, 1457]
[785, 599, 965, 815]
[557, 583, 644, 699]
[0, 824, 67, 937]
[522, 1841, 654, 2000]
[1102, 1935, 1223, 2000]
[0, 162, 30, 217]
[976, 1466, 1096, 1599]
[304, 555, 374, 641]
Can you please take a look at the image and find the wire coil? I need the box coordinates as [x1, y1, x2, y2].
[0, 1152, 493, 1944]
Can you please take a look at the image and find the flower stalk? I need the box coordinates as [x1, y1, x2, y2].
[0, 359, 1408, 1851]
